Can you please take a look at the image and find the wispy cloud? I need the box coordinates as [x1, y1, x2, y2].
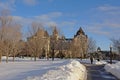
[97, 5, 120, 15]
[60, 21, 76, 27]
[13, 16, 33, 26]
[0, 0, 39, 10]
[13, 11, 76, 30]
[93, 31, 109, 36]
[48, 0, 54, 2]
[98, 5, 120, 11]
[86, 5, 120, 38]
[35, 12, 62, 19]
[34, 12, 63, 26]
[23, 0, 38, 6]
[12, 12, 61, 27]
[86, 24, 110, 36]
[0, 0, 16, 10]
[89, 25, 119, 38]
[87, 22, 120, 37]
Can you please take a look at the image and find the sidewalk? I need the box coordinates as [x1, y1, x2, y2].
[84, 63, 118, 80]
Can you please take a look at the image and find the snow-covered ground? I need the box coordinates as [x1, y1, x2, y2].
[79, 58, 107, 65]
[88, 59, 120, 79]
[104, 62, 120, 79]
[84, 58, 120, 79]
[0, 57, 86, 80]
[1, 56, 120, 80]
[94, 60, 107, 65]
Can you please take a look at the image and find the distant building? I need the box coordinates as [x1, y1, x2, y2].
[91, 47, 120, 60]
[50, 27, 88, 58]
[20, 27, 88, 58]
[73, 27, 88, 58]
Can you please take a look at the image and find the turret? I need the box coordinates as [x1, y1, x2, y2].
[74, 27, 85, 37]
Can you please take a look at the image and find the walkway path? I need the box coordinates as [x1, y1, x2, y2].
[84, 63, 119, 80]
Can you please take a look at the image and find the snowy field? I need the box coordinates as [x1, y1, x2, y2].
[0, 57, 86, 80]
[1, 57, 120, 80]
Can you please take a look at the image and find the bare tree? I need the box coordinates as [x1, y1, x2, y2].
[27, 22, 49, 61]
[3, 25, 21, 62]
[50, 26, 59, 61]
[56, 36, 65, 59]
[9, 24, 22, 62]
[111, 38, 120, 54]
[0, 9, 22, 63]
[87, 37, 97, 53]
[0, 9, 11, 62]
[71, 34, 88, 59]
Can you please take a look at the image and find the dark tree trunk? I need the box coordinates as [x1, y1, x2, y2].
[52, 49, 54, 61]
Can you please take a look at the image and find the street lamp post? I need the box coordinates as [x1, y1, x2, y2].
[97, 47, 101, 61]
[110, 45, 112, 64]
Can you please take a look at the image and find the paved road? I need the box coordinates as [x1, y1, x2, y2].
[84, 63, 119, 80]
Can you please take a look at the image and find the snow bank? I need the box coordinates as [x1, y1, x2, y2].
[79, 59, 91, 64]
[104, 62, 120, 79]
[25, 60, 87, 80]
[79, 59, 107, 65]
[94, 60, 107, 65]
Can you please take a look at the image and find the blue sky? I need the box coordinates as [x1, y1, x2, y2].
[0, 0, 120, 50]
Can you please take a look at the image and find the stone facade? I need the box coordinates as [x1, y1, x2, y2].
[26, 27, 88, 58]
[50, 27, 88, 58]
[72, 27, 88, 58]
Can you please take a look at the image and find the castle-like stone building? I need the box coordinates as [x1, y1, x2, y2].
[50, 27, 88, 58]
[26, 27, 88, 59]
[72, 27, 88, 58]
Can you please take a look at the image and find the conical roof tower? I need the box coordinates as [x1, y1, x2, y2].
[77, 27, 85, 35]
[74, 27, 85, 37]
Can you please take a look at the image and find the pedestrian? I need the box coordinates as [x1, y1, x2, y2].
[90, 56, 93, 64]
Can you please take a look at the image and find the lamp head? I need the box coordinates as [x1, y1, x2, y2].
[110, 44, 112, 48]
